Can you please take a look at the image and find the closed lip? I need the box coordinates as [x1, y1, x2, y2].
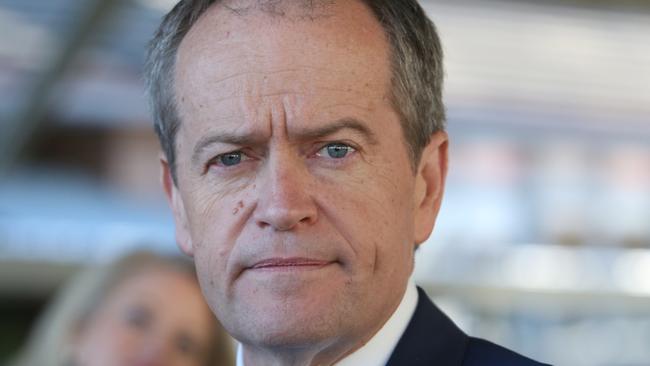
[249, 257, 334, 270]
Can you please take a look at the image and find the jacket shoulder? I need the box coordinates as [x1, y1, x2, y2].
[387, 287, 551, 366]
[463, 337, 552, 366]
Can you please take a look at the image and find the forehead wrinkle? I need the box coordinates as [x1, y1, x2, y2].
[220, 66, 345, 94]
[181, 64, 353, 114]
[204, 86, 377, 108]
[276, 95, 290, 140]
[198, 66, 331, 91]
[191, 85, 384, 116]
[317, 102, 375, 113]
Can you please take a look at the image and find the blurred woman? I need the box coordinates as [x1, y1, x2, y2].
[9, 250, 234, 366]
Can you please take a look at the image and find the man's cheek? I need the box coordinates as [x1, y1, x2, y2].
[314, 167, 372, 199]
[195, 245, 229, 295]
[186, 190, 234, 229]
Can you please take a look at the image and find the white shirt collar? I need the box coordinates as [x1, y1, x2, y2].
[236, 280, 419, 366]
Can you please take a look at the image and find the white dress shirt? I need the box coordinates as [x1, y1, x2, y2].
[236, 280, 419, 366]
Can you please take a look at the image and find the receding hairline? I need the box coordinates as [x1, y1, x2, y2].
[218, 0, 337, 18]
[178, 0, 382, 52]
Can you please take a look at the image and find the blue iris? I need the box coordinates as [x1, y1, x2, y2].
[326, 144, 350, 158]
[220, 152, 242, 166]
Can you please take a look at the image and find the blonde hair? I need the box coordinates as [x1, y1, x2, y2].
[9, 250, 235, 366]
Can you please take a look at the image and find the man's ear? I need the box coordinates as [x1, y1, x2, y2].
[161, 156, 194, 257]
[413, 131, 448, 247]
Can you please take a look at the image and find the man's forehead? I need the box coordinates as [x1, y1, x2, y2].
[174, 0, 391, 105]
[171, 0, 398, 159]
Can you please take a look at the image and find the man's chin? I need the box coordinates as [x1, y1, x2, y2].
[233, 311, 343, 351]
[225, 273, 351, 347]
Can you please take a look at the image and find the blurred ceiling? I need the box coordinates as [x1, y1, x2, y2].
[0, 0, 648, 148]
[0, 0, 648, 263]
[424, 0, 650, 140]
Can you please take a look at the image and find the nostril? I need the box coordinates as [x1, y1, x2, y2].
[252, 183, 318, 230]
[254, 207, 315, 231]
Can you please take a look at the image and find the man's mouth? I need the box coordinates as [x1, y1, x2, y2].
[249, 257, 334, 270]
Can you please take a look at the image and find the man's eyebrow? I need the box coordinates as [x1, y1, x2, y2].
[292, 118, 378, 145]
[191, 117, 378, 164]
[192, 131, 266, 165]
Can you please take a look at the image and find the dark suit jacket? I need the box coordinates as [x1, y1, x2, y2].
[386, 287, 551, 366]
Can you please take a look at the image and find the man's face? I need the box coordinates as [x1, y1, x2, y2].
[166, 0, 447, 355]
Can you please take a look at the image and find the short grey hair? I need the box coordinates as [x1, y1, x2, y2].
[144, 0, 445, 182]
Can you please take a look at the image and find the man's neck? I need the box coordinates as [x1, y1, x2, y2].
[241, 343, 346, 366]
[239, 326, 386, 366]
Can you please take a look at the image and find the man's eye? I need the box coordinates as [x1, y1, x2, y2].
[317, 143, 355, 159]
[215, 151, 245, 167]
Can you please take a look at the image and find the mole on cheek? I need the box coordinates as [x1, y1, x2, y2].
[232, 200, 245, 215]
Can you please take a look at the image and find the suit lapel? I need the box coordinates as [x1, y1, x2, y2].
[386, 287, 468, 366]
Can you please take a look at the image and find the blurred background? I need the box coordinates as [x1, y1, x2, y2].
[0, 0, 648, 364]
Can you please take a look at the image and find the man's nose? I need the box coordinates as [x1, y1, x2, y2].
[253, 155, 318, 231]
